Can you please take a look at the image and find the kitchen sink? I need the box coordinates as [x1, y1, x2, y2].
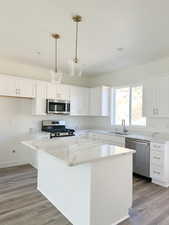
[109, 131, 129, 136]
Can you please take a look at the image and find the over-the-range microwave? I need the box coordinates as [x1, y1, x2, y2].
[46, 99, 70, 115]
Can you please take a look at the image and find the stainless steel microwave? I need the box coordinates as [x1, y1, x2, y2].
[46, 99, 70, 114]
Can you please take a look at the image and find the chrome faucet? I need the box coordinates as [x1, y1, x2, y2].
[122, 119, 128, 133]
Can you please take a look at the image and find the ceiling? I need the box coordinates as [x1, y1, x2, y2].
[0, 0, 169, 76]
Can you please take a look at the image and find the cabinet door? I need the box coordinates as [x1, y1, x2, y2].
[89, 86, 109, 116]
[19, 78, 35, 98]
[157, 77, 169, 117]
[70, 86, 89, 116]
[90, 87, 101, 116]
[56, 84, 70, 100]
[143, 77, 169, 117]
[0, 75, 16, 96]
[143, 81, 157, 117]
[32, 81, 47, 115]
[47, 83, 57, 99]
[36, 81, 47, 98]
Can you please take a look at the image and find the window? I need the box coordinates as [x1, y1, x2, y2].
[112, 85, 146, 126]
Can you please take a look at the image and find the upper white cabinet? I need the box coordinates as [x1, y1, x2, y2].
[0, 75, 35, 98]
[47, 83, 57, 99]
[0, 75, 15, 96]
[32, 81, 47, 115]
[0, 74, 110, 117]
[70, 86, 89, 116]
[57, 84, 70, 101]
[47, 83, 70, 101]
[89, 86, 110, 116]
[18, 78, 36, 98]
[143, 77, 169, 117]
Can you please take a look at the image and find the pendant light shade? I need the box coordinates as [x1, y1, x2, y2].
[69, 59, 82, 77]
[68, 15, 83, 77]
[50, 33, 63, 84]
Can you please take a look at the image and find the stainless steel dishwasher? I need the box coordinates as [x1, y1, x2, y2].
[125, 138, 150, 178]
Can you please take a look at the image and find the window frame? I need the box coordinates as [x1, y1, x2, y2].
[111, 84, 146, 128]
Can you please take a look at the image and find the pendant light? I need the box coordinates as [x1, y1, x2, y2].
[50, 33, 63, 84]
[69, 15, 82, 77]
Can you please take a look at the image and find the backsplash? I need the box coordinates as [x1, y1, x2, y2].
[0, 97, 90, 167]
[87, 116, 169, 134]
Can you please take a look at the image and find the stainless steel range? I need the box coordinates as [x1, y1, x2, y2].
[42, 120, 75, 139]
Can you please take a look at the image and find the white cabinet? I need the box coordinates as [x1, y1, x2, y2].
[18, 78, 35, 98]
[0, 75, 15, 96]
[0, 75, 35, 98]
[89, 86, 110, 116]
[143, 77, 169, 117]
[57, 84, 70, 101]
[47, 83, 70, 100]
[150, 142, 169, 187]
[32, 81, 47, 115]
[47, 83, 57, 99]
[70, 86, 89, 116]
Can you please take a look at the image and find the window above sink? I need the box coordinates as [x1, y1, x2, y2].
[111, 85, 146, 127]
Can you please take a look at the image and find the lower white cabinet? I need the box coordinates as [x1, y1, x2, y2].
[70, 86, 89, 116]
[150, 142, 169, 187]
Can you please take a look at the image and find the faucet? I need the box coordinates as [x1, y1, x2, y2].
[122, 119, 128, 133]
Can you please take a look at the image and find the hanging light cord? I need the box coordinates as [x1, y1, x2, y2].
[55, 38, 58, 72]
[73, 15, 82, 64]
[75, 21, 78, 63]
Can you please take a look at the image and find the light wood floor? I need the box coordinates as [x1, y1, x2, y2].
[0, 165, 169, 225]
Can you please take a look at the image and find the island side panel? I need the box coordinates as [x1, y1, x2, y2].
[90, 154, 133, 225]
[37, 151, 91, 225]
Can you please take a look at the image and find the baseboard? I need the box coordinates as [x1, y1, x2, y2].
[0, 160, 29, 169]
[112, 215, 130, 225]
[152, 179, 169, 188]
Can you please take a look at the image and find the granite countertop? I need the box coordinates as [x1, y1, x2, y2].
[75, 129, 169, 143]
[22, 136, 135, 166]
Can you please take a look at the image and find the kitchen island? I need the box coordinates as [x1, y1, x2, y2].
[22, 136, 135, 225]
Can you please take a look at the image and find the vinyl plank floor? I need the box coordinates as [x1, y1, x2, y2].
[0, 165, 169, 225]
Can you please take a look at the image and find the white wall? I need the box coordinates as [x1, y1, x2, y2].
[0, 97, 90, 168]
[87, 56, 169, 132]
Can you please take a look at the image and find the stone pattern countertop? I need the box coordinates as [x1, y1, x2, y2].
[75, 129, 169, 143]
[22, 136, 135, 166]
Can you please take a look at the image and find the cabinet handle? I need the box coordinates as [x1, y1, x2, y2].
[153, 108, 159, 115]
[153, 156, 160, 160]
[153, 171, 160, 175]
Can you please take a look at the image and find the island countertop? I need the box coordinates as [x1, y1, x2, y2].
[22, 136, 135, 166]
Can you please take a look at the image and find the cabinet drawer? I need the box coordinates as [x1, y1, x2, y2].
[150, 165, 164, 181]
[151, 143, 165, 152]
[151, 151, 164, 166]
